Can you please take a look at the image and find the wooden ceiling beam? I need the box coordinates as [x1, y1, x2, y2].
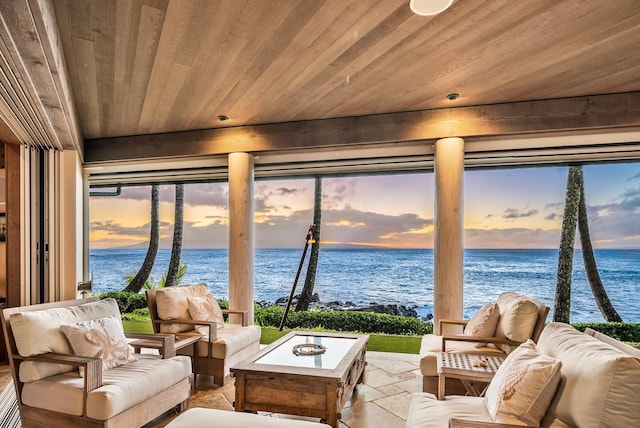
[84, 92, 640, 164]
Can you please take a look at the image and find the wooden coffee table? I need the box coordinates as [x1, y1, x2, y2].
[231, 331, 369, 428]
[437, 352, 505, 400]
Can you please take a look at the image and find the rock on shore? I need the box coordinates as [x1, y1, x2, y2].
[266, 293, 427, 319]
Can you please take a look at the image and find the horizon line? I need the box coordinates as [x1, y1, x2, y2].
[91, 246, 640, 251]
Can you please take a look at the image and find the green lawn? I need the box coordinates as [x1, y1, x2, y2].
[123, 320, 421, 354]
[260, 327, 420, 354]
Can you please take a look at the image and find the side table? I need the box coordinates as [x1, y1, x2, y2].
[130, 333, 201, 358]
[437, 352, 505, 400]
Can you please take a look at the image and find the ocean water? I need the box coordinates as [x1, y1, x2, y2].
[89, 248, 640, 323]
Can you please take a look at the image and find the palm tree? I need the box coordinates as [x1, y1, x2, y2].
[165, 184, 184, 286]
[576, 167, 622, 321]
[296, 177, 322, 311]
[125, 184, 160, 293]
[554, 167, 581, 323]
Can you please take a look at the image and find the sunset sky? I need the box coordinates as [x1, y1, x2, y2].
[89, 162, 640, 249]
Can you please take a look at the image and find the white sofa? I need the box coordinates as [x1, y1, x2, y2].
[406, 322, 640, 428]
[1, 298, 192, 428]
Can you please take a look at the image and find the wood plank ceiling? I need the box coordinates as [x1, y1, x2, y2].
[51, 0, 640, 144]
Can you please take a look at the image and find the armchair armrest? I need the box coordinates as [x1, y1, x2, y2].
[127, 333, 176, 358]
[23, 352, 102, 417]
[14, 352, 102, 416]
[442, 335, 522, 351]
[449, 418, 536, 428]
[152, 318, 218, 342]
[222, 309, 249, 326]
[439, 318, 469, 335]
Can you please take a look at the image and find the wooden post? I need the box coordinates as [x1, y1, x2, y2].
[228, 153, 254, 325]
[434, 137, 464, 335]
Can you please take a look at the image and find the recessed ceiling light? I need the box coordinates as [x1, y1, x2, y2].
[217, 115, 229, 122]
[446, 93, 460, 101]
[409, 0, 455, 16]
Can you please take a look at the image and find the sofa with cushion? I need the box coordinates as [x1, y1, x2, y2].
[146, 283, 261, 385]
[1, 297, 192, 428]
[406, 321, 640, 427]
[419, 292, 549, 394]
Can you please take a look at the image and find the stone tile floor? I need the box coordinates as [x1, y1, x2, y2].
[150, 351, 421, 427]
[0, 351, 421, 428]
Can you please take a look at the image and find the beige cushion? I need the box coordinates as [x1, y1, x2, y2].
[21, 354, 191, 420]
[419, 334, 505, 377]
[538, 322, 640, 428]
[60, 316, 137, 375]
[187, 294, 225, 335]
[484, 340, 561, 426]
[166, 407, 332, 427]
[10, 298, 122, 382]
[190, 324, 261, 359]
[464, 303, 500, 347]
[495, 292, 539, 352]
[155, 283, 208, 333]
[406, 393, 491, 428]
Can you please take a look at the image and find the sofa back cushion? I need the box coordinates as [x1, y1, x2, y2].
[538, 322, 640, 428]
[495, 292, 539, 352]
[464, 303, 500, 348]
[9, 298, 121, 382]
[155, 283, 208, 333]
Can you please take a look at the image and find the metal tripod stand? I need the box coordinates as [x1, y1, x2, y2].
[278, 224, 315, 331]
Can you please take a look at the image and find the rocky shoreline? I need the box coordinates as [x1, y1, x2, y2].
[259, 293, 432, 320]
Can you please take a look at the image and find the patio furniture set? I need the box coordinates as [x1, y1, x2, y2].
[2, 287, 639, 427]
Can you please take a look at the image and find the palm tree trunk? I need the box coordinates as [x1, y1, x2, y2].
[125, 184, 160, 293]
[296, 177, 322, 311]
[576, 168, 623, 322]
[554, 167, 581, 323]
[165, 184, 185, 286]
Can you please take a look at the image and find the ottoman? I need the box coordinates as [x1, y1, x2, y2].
[166, 408, 332, 427]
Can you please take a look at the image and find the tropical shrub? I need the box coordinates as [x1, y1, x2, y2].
[571, 322, 640, 342]
[121, 307, 151, 322]
[124, 263, 188, 290]
[98, 291, 147, 313]
[99, 293, 640, 341]
[254, 304, 432, 336]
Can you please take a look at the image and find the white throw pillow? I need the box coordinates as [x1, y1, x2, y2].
[464, 303, 500, 347]
[60, 316, 137, 376]
[484, 340, 561, 426]
[187, 294, 225, 336]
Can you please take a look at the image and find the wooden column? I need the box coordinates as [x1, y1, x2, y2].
[434, 137, 464, 335]
[228, 153, 254, 325]
[5, 142, 20, 308]
[59, 149, 83, 301]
